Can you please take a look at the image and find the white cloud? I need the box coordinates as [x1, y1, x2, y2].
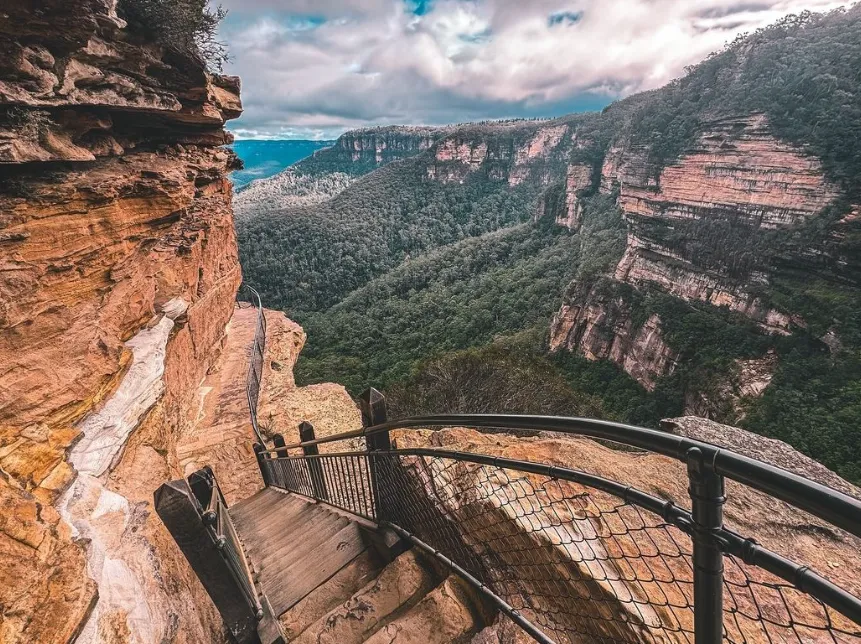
[218, 0, 847, 138]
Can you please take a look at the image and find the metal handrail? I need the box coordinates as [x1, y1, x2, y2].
[264, 446, 861, 628]
[263, 414, 861, 541]
[195, 468, 263, 618]
[237, 283, 267, 445]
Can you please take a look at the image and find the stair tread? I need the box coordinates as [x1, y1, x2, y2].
[229, 489, 368, 616]
[231, 489, 306, 523]
[263, 520, 367, 614]
[253, 513, 348, 567]
[234, 499, 315, 536]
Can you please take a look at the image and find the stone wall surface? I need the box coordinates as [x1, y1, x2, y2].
[0, 2, 242, 641]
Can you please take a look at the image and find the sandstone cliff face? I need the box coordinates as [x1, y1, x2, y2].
[0, 3, 242, 642]
[337, 126, 441, 166]
[556, 163, 592, 229]
[552, 114, 843, 395]
[425, 120, 573, 186]
[550, 287, 677, 391]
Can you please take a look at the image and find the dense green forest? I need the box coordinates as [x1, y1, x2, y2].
[239, 158, 544, 313]
[237, 6, 861, 483]
[295, 192, 624, 392]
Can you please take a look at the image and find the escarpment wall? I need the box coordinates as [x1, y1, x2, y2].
[0, 2, 242, 642]
[425, 120, 575, 185]
[551, 114, 844, 399]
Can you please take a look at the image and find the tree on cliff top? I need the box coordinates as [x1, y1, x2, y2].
[118, 0, 228, 72]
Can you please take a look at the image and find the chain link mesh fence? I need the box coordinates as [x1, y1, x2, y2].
[261, 447, 861, 643]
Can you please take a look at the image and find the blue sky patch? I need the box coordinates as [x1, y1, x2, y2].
[548, 11, 583, 27]
[459, 27, 492, 44]
[407, 0, 434, 16]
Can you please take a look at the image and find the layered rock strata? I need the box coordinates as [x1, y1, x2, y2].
[0, 2, 242, 641]
[338, 126, 440, 165]
[426, 120, 573, 185]
[552, 115, 843, 393]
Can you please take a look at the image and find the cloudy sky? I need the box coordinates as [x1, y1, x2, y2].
[218, 0, 845, 140]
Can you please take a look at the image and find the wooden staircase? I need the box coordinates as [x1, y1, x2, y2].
[228, 488, 492, 643]
[230, 488, 368, 616]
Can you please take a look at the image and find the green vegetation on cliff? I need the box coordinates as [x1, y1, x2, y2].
[239, 159, 542, 313]
[609, 9, 861, 194]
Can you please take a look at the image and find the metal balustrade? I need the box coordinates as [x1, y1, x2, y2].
[237, 284, 266, 444]
[191, 467, 264, 619]
[253, 392, 861, 644]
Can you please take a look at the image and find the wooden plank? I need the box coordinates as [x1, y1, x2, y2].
[264, 521, 367, 614]
[230, 487, 282, 513]
[236, 504, 321, 547]
[256, 516, 348, 577]
[254, 513, 347, 570]
[231, 494, 287, 526]
[232, 497, 310, 535]
[231, 490, 305, 524]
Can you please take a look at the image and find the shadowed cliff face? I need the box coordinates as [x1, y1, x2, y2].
[0, 2, 242, 642]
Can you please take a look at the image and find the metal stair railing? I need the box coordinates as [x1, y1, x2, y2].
[196, 468, 263, 619]
[237, 283, 267, 444]
[155, 466, 283, 644]
[253, 389, 861, 644]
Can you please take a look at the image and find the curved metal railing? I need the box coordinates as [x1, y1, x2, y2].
[236, 284, 267, 444]
[255, 401, 861, 644]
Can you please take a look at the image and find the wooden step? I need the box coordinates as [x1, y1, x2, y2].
[231, 488, 304, 524]
[265, 521, 367, 614]
[235, 501, 317, 543]
[278, 550, 385, 641]
[228, 489, 370, 616]
[253, 512, 347, 568]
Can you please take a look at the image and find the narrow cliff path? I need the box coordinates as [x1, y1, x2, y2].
[176, 305, 262, 503]
[177, 305, 364, 504]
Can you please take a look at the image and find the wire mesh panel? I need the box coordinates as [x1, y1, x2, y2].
[722, 555, 861, 643]
[373, 452, 697, 643]
[254, 433, 861, 643]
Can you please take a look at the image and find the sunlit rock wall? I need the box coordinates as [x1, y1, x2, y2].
[0, 1, 242, 641]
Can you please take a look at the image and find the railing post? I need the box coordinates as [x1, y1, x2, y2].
[273, 433, 288, 459]
[687, 447, 725, 644]
[300, 421, 328, 501]
[154, 480, 264, 643]
[254, 442, 271, 487]
[359, 388, 389, 522]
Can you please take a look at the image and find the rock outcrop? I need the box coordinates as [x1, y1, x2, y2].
[338, 126, 441, 166]
[426, 120, 574, 186]
[556, 163, 592, 229]
[552, 114, 845, 396]
[551, 282, 678, 391]
[0, 2, 242, 642]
